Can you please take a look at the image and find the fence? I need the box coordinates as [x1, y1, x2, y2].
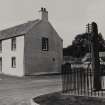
[61, 63, 105, 97]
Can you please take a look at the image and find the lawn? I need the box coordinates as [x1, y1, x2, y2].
[33, 92, 105, 105]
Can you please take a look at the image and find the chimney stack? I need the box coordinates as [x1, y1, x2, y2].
[40, 7, 48, 21]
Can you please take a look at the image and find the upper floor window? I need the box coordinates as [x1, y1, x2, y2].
[11, 37, 16, 51]
[42, 37, 49, 51]
[0, 41, 2, 52]
[11, 57, 16, 68]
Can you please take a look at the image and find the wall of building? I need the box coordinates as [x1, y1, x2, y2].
[24, 20, 63, 75]
[0, 36, 24, 77]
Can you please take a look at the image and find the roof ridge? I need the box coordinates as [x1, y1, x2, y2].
[0, 19, 40, 32]
[24, 19, 41, 33]
[0, 19, 40, 40]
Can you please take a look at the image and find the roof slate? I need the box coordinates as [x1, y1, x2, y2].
[0, 19, 40, 40]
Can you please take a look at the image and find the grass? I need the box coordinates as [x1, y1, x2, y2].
[33, 92, 105, 105]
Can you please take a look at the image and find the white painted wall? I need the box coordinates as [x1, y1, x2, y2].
[0, 36, 24, 77]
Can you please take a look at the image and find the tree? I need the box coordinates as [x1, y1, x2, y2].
[63, 33, 105, 58]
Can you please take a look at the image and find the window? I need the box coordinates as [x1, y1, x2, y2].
[0, 41, 2, 52]
[11, 57, 16, 68]
[11, 37, 16, 51]
[42, 37, 49, 51]
[0, 57, 2, 71]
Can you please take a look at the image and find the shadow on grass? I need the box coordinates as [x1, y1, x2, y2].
[33, 92, 105, 105]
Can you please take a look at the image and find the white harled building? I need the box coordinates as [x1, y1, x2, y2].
[0, 8, 63, 77]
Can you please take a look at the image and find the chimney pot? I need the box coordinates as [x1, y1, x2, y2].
[40, 7, 48, 21]
[41, 7, 43, 11]
[44, 8, 46, 11]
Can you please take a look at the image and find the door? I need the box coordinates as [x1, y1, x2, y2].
[0, 58, 2, 72]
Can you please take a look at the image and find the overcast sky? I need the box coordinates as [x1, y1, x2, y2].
[0, 0, 104, 47]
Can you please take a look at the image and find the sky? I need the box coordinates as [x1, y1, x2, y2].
[0, 0, 104, 47]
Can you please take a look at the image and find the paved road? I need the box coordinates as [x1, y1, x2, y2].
[0, 75, 61, 105]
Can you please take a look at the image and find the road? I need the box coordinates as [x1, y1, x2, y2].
[0, 75, 61, 105]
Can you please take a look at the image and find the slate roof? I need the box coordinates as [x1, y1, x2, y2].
[0, 19, 40, 40]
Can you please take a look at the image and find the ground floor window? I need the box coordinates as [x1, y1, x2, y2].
[11, 57, 16, 68]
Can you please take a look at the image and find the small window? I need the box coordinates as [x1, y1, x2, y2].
[42, 37, 49, 51]
[0, 41, 2, 52]
[11, 57, 16, 68]
[52, 58, 55, 62]
[11, 37, 16, 51]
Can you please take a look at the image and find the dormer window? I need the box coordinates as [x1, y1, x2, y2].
[42, 37, 49, 51]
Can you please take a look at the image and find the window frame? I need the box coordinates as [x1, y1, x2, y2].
[0, 41, 2, 52]
[11, 57, 16, 68]
[11, 37, 16, 51]
[42, 37, 49, 51]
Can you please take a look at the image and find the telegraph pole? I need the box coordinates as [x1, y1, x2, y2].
[86, 22, 101, 91]
[91, 22, 101, 90]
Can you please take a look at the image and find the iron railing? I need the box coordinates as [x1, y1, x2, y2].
[62, 63, 105, 97]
